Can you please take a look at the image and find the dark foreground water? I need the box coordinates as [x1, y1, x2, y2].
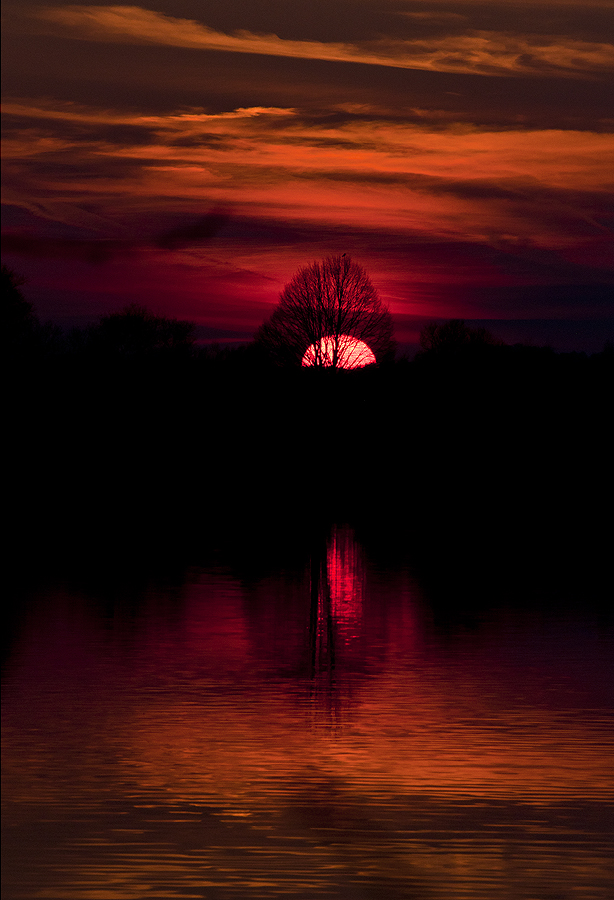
[3, 526, 613, 900]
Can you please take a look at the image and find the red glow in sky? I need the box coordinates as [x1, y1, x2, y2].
[2, 1, 613, 352]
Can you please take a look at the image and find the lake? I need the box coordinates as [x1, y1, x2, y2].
[3, 523, 613, 900]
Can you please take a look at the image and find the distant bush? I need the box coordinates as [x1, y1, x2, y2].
[86, 304, 196, 359]
[418, 319, 502, 356]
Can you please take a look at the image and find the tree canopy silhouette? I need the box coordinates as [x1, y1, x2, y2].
[2, 265, 38, 349]
[256, 255, 395, 367]
[87, 304, 196, 358]
[419, 319, 501, 356]
[2, 264, 62, 357]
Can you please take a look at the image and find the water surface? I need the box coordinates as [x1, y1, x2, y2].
[3, 527, 613, 899]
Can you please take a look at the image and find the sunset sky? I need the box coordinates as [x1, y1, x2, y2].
[2, 0, 613, 352]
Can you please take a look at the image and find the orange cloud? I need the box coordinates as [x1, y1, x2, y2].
[37, 5, 614, 78]
[3, 98, 613, 254]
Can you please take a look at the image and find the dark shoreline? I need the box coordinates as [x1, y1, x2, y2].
[6, 341, 612, 611]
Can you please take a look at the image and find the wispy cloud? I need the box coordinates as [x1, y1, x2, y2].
[4, 97, 613, 257]
[1, 100, 295, 127]
[37, 5, 614, 78]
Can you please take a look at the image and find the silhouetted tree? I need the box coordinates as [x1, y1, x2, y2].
[1, 265, 62, 357]
[88, 304, 196, 358]
[256, 256, 395, 367]
[2, 265, 38, 351]
[419, 319, 501, 355]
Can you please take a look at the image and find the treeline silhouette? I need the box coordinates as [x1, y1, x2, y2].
[4, 266, 612, 602]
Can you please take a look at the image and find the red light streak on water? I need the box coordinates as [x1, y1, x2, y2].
[327, 526, 364, 642]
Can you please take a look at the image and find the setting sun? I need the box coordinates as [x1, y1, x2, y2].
[302, 335, 376, 368]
